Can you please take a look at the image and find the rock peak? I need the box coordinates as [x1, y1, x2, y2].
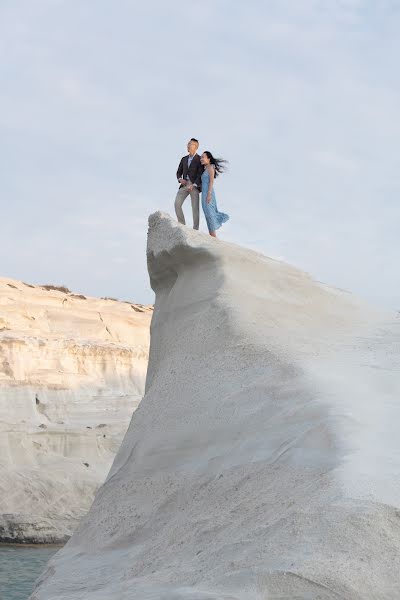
[31, 213, 400, 600]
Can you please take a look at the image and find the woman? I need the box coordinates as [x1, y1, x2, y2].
[200, 151, 229, 237]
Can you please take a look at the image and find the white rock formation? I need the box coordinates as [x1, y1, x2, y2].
[31, 212, 400, 598]
[0, 278, 152, 543]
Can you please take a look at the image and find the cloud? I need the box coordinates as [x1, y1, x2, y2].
[0, 0, 399, 309]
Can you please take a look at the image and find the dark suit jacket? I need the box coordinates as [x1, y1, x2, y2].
[176, 154, 203, 190]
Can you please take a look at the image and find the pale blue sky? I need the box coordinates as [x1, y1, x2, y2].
[1, 0, 399, 308]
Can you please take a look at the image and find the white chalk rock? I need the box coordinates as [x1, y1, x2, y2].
[31, 212, 400, 598]
[0, 278, 152, 543]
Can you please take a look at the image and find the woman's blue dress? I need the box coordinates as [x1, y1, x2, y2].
[201, 167, 229, 233]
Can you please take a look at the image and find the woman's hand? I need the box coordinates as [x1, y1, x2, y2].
[207, 192, 212, 204]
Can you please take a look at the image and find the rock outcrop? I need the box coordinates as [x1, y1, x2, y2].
[31, 213, 400, 598]
[0, 278, 152, 543]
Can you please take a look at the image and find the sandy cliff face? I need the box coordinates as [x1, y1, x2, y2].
[31, 213, 400, 599]
[0, 278, 152, 543]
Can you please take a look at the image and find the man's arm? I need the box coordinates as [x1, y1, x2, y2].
[194, 158, 203, 188]
[176, 157, 184, 181]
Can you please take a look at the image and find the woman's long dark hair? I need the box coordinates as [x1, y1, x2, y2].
[203, 151, 228, 178]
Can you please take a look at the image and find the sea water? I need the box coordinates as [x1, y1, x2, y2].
[0, 545, 58, 600]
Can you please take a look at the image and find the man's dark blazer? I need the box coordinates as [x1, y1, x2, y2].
[176, 154, 203, 190]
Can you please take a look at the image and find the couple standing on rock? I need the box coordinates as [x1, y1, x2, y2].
[174, 138, 229, 238]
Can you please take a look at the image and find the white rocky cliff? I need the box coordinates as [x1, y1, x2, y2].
[32, 212, 400, 599]
[0, 278, 152, 543]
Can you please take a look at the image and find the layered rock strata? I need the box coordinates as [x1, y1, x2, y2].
[0, 278, 152, 543]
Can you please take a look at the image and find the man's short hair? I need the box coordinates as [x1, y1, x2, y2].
[190, 138, 199, 145]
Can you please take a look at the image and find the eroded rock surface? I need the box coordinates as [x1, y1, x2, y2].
[0, 278, 152, 543]
[31, 213, 400, 598]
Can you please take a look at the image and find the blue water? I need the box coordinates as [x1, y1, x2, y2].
[0, 546, 59, 600]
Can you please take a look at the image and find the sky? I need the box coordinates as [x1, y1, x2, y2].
[1, 0, 399, 309]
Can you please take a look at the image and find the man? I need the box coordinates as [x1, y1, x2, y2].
[175, 138, 203, 230]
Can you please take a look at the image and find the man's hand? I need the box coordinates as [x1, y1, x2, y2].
[187, 184, 193, 191]
[178, 178, 187, 185]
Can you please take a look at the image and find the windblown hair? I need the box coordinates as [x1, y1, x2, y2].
[203, 151, 228, 178]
